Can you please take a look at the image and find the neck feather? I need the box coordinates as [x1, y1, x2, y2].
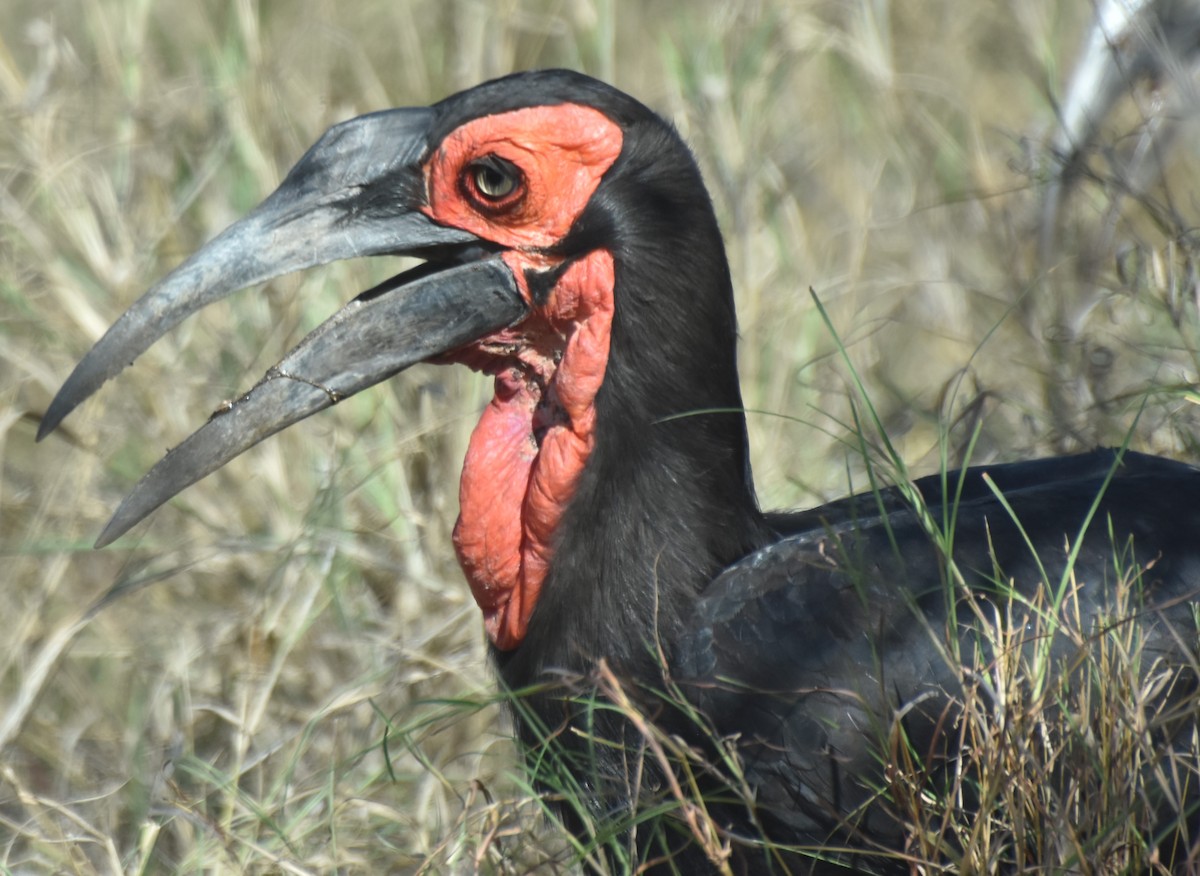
[496, 139, 771, 684]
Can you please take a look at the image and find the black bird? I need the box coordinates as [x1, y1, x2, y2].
[39, 70, 1200, 873]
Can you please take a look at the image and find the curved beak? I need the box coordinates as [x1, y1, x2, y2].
[40, 108, 529, 546]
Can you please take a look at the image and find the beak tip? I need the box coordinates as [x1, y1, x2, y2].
[41, 354, 107, 442]
[37, 400, 70, 443]
[95, 514, 131, 549]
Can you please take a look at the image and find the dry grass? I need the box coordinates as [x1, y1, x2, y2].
[886, 556, 1200, 873]
[3, 0, 1200, 872]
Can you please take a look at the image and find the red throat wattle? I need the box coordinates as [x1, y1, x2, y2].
[449, 250, 614, 650]
[421, 104, 623, 649]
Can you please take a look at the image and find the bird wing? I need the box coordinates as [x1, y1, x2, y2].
[677, 449, 1200, 845]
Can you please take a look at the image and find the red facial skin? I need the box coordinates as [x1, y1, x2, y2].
[422, 105, 623, 650]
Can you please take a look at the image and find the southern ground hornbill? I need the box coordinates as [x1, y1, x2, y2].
[39, 70, 1200, 873]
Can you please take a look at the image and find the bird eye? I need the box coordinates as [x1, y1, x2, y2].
[467, 156, 522, 202]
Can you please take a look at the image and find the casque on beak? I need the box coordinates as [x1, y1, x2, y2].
[39, 107, 529, 546]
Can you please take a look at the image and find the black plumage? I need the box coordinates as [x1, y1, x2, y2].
[42, 70, 1200, 873]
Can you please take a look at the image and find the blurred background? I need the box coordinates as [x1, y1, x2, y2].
[3, 0, 1199, 871]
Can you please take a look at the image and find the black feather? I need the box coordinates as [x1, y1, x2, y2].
[431, 72, 1200, 874]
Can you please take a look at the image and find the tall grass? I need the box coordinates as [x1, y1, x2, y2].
[3, 0, 1199, 872]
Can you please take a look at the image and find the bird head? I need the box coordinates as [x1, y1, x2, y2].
[40, 70, 751, 651]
